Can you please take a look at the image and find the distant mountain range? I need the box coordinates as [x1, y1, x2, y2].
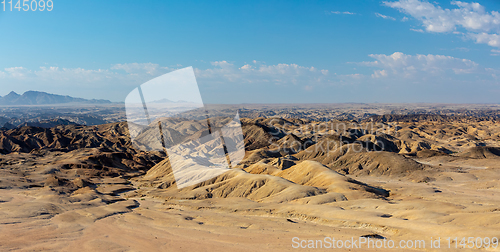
[150, 98, 192, 104]
[0, 91, 112, 105]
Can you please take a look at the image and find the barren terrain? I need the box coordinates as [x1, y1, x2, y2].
[1, 106, 500, 251]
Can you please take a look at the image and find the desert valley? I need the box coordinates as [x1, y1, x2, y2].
[0, 98, 500, 251]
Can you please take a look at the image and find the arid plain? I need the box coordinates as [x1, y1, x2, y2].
[1, 104, 500, 251]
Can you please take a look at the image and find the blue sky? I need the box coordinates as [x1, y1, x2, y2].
[0, 0, 499, 103]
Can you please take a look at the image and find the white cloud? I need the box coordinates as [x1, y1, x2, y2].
[469, 32, 500, 47]
[4, 67, 30, 79]
[375, 13, 396, 20]
[344, 73, 365, 79]
[1, 66, 119, 83]
[111, 63, 169, 75]
[383, 0, 500, 48]
[410, 28, 425, 33]
[360, 52, 479, 78]
[384, 0, 500, 33]
[491, 49, 500, 56]
[195, 61, 330, 86]
[239, 64, 252, 70]
[402, 16, 409, 21]
[372, 69, 388, 78]
[451, 47, 470, 51]
[330, 11, 356, 15]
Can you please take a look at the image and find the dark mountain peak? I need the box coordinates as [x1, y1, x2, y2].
[23, 90, 48, 96]
[5, 91, 20, 98]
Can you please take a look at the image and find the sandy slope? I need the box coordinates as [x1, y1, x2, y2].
[2, 160, 500, 251]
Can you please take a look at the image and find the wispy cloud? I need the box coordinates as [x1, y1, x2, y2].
[383, 0, 500, 48]
[448, 47, 470, 52]
[1, 66, 118, 82]
[330, 11, 356, 15]
[375, 13, 396, 20]
[111, 63, 170, 75]
[410, 28, 424, 33]
[195, 61, 330, 86]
